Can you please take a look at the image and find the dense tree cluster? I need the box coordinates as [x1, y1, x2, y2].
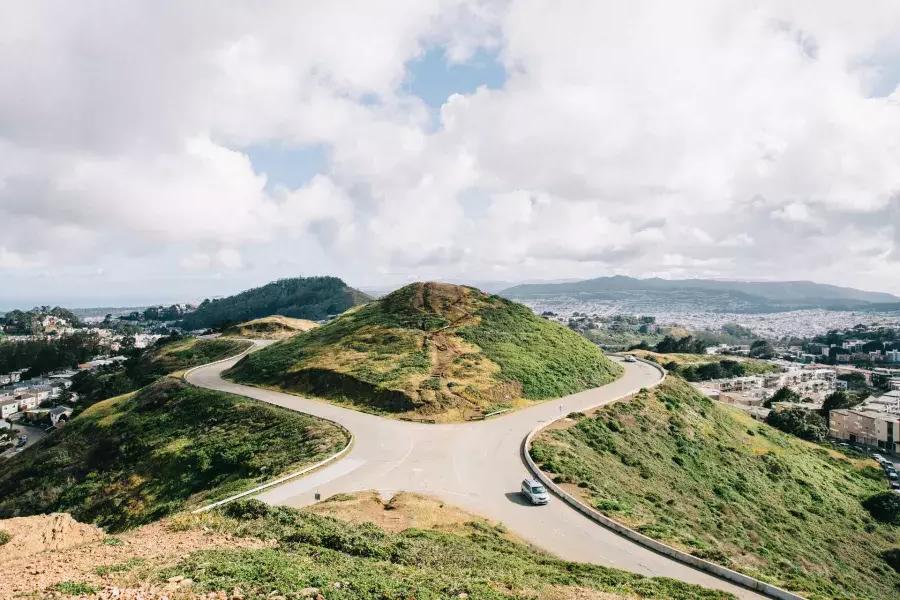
[179, 277, 370, 331]
[653, 335, 706, 354]
[120, 305, 189, 322]
[765, 406, 828, 442]
[0, 332, 104, 377]
[763, 386, 801, 408]
[676, 359, 750, 381]
[749, 339, 775, 358]
[1, 307, 82, 334]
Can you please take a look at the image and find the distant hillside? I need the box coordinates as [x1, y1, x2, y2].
[179, 277, 370, 330]
[227, 282, 622, 422]
[1, 306, 82, 333]
[502, 276, 900, 312]
[531, 377, 899, 599]
[0, 378, 348, 532]
[222, 315, 318, 340]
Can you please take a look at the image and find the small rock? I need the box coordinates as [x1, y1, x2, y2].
[297, 588, 318, 597]
[458, 594, 469, 599]
[178, 578, 194, 589]
[167, 576, 183, 584]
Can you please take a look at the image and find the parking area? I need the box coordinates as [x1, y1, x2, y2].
[872, 452, 900, 491]
[0, 422, 48, 460]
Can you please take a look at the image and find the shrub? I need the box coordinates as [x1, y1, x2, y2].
[862, 492, 900, 525]
[221, 499, 271, 520]
[882, 548, 900, 573]
[765, 406, 827, 442]
[52, 582, 97, 595]
[0, 530, 10, 545]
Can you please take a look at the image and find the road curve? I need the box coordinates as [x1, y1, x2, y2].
[187, 349, 764, 599]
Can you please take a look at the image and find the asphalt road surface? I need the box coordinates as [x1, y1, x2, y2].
[0, 422, 48, 460]
[188, 349, 764, 599]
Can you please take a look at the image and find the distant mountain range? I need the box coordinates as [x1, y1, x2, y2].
[501, 276, 900, 313]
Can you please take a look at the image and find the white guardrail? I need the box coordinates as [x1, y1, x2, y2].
[182, 342, 354, 514]
[522, 355, 806, 600]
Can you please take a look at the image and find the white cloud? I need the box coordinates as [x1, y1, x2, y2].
[1, 0, 899, 301]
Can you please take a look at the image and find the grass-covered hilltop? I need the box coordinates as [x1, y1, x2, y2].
[0, 378, 348, 532]
[530, 377, 900, 599]
[222, 315, 318, 340]
[227, 282, 622, 422]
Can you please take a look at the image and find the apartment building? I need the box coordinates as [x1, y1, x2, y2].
[830, 408, 900, 454]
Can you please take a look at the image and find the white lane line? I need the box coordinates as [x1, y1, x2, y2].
[256, 458, 366, 505]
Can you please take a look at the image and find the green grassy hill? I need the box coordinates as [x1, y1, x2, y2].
[222, 315, 318, 340]
[70, 336, 252, 409]
[227, 282, 622, 422]
[130, 336, 252, 381]
[180, 276, 370, 330]
[0, 493, 731, 600]
[531, 377, 899, 599]
[0, 378, 348, 532]
[169, 497, 732, 600]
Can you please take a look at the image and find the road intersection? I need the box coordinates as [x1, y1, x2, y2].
[187, 347, 764, 599]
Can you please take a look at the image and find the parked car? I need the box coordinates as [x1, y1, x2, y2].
[888, 472, 898, 482]
[873, 453, 886, 464]
[15, 435, 27, 448]
[891, 481, 900, 490]
[521, 478, 550, 505]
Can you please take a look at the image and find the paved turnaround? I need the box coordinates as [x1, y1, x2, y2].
[188, 349, 763, 599]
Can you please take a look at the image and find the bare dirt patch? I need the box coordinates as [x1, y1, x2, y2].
[0, 513, 104, 561]
[305, 490, 484, 533]
[0, 515, 268, 600]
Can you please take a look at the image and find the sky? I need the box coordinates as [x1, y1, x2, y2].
[1, 1, 900, 308]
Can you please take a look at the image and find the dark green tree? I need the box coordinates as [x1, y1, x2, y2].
[749, 339, 775, 358]
[763, 386, 800, 408]
[820, 391, 860, 421]
[765, 406, 828, 442]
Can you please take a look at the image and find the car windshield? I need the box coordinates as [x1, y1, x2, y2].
[531, 485, 547, 494]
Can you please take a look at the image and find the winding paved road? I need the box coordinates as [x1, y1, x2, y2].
[187, 348, 763, 599]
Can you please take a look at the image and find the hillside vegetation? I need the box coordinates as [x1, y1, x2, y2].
[222, 315, 318, 340]
[0, 378, 348, 532]
[630, 350, 779, 381]
[180, 276, 370, 330]
[70, 336, 252, 409]
[0, 493, 731, 600]
[228, 282, 622, 421]
[531, 377, 899, 599]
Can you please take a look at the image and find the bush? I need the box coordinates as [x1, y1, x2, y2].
[0, 530, 10, 545]
[882, 548, 900, 573]
[765, 406, 827, 442]
[862, 492, 900, 525]
[222, 499, 271, 520]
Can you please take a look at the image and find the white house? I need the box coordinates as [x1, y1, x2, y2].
[1, 399, 20, 420]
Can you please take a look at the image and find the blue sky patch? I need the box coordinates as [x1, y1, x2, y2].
[245, 143, 329, 191]
[406, 46, 506, 107]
